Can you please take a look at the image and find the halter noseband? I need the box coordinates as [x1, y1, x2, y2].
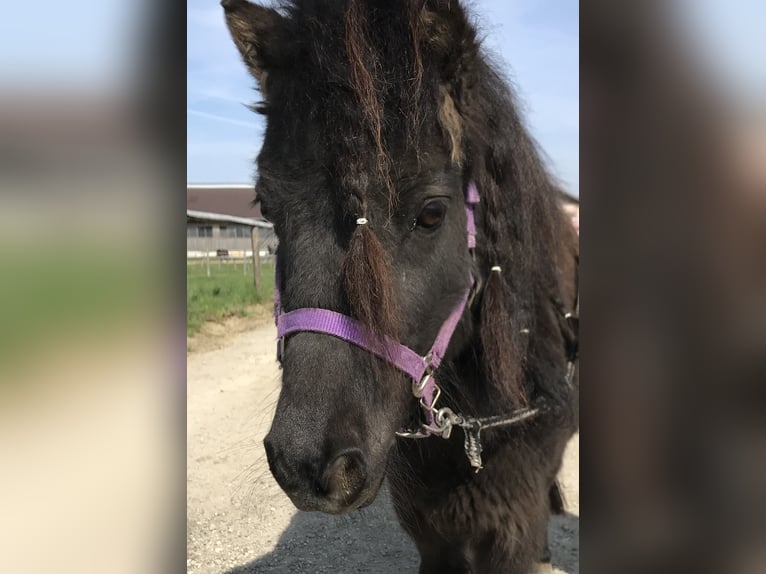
[272, 182, 551, 470]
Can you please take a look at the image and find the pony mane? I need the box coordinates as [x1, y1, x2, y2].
[466, 65, 577, 407]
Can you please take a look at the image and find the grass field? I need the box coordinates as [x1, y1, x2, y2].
[0, 245, 157, 380]
[187, 259, 275, 336]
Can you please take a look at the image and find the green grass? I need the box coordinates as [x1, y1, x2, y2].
[187, 259, 275, 336]
[0, 245, 156, 378]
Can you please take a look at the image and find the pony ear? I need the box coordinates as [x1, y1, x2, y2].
[417, 0, 478, 86]
[222, 0, 286, 93]
[413, 2, 476, 163]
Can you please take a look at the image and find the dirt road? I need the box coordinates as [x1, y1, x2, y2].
[187, 323, 579, 574]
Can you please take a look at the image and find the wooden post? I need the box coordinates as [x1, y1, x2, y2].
[251, 226, 261, 290]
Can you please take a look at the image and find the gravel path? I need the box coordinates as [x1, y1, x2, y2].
[187, 324, 579, 574]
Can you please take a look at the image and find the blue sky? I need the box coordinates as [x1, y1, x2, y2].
[0, 0, 760, 197]
[187, 0, 580, 193]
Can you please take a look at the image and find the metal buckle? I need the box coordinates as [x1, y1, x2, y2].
[412, 368, 433, 398]
[418, 386, 462, 439]
[399, 354, 463, 440]
[432, 407, 462, 439]
[397, 380, 446, 439]
[419, 384, 441, 411]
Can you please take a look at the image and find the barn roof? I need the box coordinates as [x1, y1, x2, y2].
[186, 210, 273, 229]
[187, 184, 264, 219]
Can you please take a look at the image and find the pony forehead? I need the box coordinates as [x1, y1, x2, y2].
[257, 157, 458, 204]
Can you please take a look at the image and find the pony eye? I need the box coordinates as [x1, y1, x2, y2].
[415, 199, 448, 230]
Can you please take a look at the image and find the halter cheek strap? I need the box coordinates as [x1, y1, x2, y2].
[465, 180, 480, 249]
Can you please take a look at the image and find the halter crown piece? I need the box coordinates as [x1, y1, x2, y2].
[272, 181, 549, 470]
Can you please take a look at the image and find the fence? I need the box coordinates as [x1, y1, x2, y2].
[187, 253, 275, 288]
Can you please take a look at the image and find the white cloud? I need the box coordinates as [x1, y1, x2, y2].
[187, 109, 260, 129]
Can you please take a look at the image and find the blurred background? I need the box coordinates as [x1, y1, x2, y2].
[582, 1, 765, 573]
[0, 1, 182, 573]
[0, 0, 763, 573]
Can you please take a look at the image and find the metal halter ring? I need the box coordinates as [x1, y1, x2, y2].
[419, 385, 442, 413]
[436, 407, 461, 429]
[421, 405, 460, 439]
[412, 370, 432, 398]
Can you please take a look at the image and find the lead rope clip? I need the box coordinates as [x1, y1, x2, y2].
[462, 418, 485, 471]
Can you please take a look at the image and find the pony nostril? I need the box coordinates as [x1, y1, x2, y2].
[264, 436, 370, 511]
[323, 448, 368, 506]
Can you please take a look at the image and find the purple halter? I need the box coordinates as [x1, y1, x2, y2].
[274, 182, 481, 438]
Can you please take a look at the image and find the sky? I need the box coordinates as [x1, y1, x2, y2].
[674, 0, 766, 112]
[0, 0, 143, 91]
[186, 0, 580, 194]
[0, 0, 760, 197]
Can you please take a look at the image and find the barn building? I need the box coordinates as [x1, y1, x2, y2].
[559, 189, 579, 218]
[186, 184, 276, 258]
[558, 190, 579, 235]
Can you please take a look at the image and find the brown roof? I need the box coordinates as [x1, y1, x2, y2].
[186, 185, 263, 219]
[0, 95, 138, 146]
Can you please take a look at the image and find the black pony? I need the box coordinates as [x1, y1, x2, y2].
[223, 1, 578, 572]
